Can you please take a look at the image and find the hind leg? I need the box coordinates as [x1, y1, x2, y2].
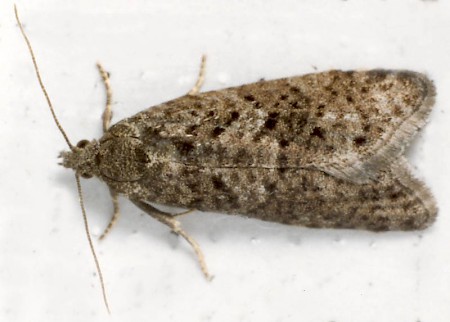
[131, 199, 211, 279]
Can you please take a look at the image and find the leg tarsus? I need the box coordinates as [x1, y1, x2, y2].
[96, 62, 113, 132]
[99, 190, 121, 240]
[131, 199, 211, 280]
[187, 55, 207, 96]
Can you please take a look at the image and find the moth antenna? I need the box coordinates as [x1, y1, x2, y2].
[75, 174, 111, 314]
[14, 5, 74, 150]
[15, 5, 110, 313]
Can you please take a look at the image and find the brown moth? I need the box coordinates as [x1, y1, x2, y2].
[62, 67, 438, 276]
[65, 69, 437, 232]
[15, 6, 437, 312]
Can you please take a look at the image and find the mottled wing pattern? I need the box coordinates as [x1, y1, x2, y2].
[104, 154, 436, 231]
[98, 69, 437, 231]
[125, 70, 435, 183]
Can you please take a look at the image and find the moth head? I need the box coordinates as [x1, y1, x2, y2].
[60, 139, 100, 179]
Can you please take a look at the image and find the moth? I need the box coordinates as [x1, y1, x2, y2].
[65, 66, 437, 278]
[15, 6, 436, 312]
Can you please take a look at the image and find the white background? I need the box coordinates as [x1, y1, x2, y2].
[1, 1, 450, 321]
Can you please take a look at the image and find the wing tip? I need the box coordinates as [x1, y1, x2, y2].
[326, 70, 436, 183]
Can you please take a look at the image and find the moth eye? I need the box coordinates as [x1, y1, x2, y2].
[80, 172, 93, 179]
[76, 140, 90, 149]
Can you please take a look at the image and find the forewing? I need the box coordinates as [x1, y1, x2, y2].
[112, 156, 437, 232]
[126, 70, 435, 183]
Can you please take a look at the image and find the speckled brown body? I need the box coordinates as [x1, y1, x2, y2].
[62, 69, 437, 231]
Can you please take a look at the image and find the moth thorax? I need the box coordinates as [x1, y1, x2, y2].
[97, 137, 147, 182]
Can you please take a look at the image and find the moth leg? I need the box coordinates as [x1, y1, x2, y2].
[187, 55, 207, 96]
[131, 199, 211, 279]
[99, 190, 120, 240]
[96, 63, 123, 241]
[172, 209, 196, 218]
[96, 62, 113, 132]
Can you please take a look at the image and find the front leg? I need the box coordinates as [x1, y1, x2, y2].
[96, 63, 122, 240]
[96, 62, 113, 132]
[130, 198, 211, 280]
[99, 189, 120, 240]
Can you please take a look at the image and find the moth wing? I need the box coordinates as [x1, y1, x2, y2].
[130, 70, 435, 184]
[318, 71, 436, 183]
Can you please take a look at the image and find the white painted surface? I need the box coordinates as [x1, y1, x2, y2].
[1, 1, 449, 321]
